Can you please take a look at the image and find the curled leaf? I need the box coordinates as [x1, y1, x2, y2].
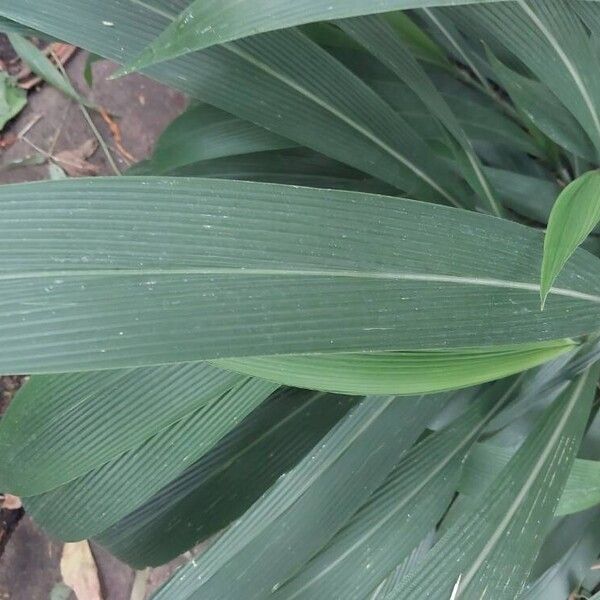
[60, 541, 103, 600]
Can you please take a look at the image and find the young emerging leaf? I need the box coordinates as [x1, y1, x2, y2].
[541, 170, 600, 309]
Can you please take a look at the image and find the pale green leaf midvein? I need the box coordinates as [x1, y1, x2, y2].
[456, 370, 589, 595]
[222, 43, 464, 209]
[422, 8, 489, 90]
[516, 0, 600, 147]
[283, 378, 521, 599]
[178, 395, 398, 589]
[3, 269, 599, 304]
[127, 0, 175, 20]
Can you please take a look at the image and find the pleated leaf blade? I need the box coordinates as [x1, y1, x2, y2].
[272, 377, 519, 600]
[23, 377, 279, 540]
[0, 363, 243, 495]
[389, 364, 599, 599]
[215, 342, 574, 395]
[1, 177, 600, 374]
[118, 0, 506, 74]
[152, 393, 446, 600]
[95, 388, 358, 568]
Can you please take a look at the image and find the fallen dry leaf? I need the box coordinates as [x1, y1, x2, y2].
[60, 541, 103, 600]
[1, 494, 22, 510]
[0, 132, 17, 150]
[54, 138, 100, 177]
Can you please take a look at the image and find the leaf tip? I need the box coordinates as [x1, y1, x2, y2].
[108, 66, 130, 80]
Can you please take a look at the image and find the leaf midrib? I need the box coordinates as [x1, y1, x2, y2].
[222, 44, 461, 207]
[191, 395, 398, 590]
[125, 0, 462, 207]
[456, 370, 589, 595]
[516, 0, 600, 148]
[3, 268, 599, 304]
[283, 378, 521, 599]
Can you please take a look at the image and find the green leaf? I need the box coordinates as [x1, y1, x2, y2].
[455, 0, 600, 156]
[0, 363, 243, 495]
[151, 393, 446, 600]
[0, 3, 472, 203]
[0, 71, 26, 130]
[390, 365, 599, 599]
[95, 388, 358, 568]
[23, 377, 279, 540]
[338, 15, 502, 216]
[0, 15, 48, 38]
[541, 170, 600, 308]
[484, 167, 560, 225]
[215, 341, 575, 395]
[523, 514, 600, 599]
[140, 148, 395, 194]
[7, 33, 89, 105]
[117, 0, 505, 74]
[140, 104, 296, 174]
[370, 533, 436, 599]
[370, 78, 539, 158]
[272, 377, 519, 600]
[383, 11, 450, 69]
[1, 177, 600, 374]
[459, 442, 600, 517]
[485, 48, 596, 161]
[83, 53, 102, 88]
[421, 7, 493, 93]
[177, 27, 467, 205]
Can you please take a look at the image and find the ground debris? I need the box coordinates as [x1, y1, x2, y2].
[54, 138, 99, 176]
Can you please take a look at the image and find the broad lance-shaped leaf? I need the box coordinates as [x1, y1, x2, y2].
[23, 377, 279, 540]
[215, 342, 574, 396]
[459, 442, 600, 517]
[523, 514, 600, 599]
[389, 365, 599, 600]
[338, 15, 502, 216]
[484, 168, 561, 226]
[95, 388, 358, 568]
[191, 28, 466, 205]
[453, 0, 600, 156]
[1, 178, 600, 374]
[151, 393, 446, 600]
[485, 47, 596, 162]
[420, 7, 493, 94]
[370, 79, 539, 158]
[541, 170, 600, 308]
[0, 363, 243, 496]
[271, 377, 519, 600]
[135, 103, 296, 175]
[0, 2, 467, 204]
[149, 149, 396, 195]
[118, 0, 508, 73]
